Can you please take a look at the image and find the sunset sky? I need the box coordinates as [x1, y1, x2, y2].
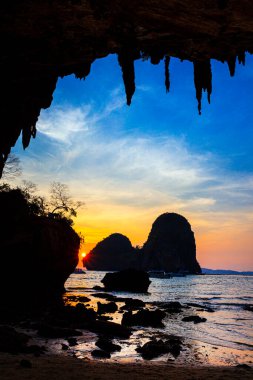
[12, 54, 253, 271]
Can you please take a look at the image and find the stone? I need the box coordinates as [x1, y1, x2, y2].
[95, 337, 121, 353]
[120, 298, 145, 310]
[122, 309, 166, 327]
[142, 213, 201, 274]
[243, 305, 253, 312]
[67, 337, 78, 346]
[182, 316, 207, 324]
[91, 349, 111, 359]
[97, 302, 118, 314]
[136, 336, 182, 360]
[101, 269, 151, 293]
[159, 301, 183, 313]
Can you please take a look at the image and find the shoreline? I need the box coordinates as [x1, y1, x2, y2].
[1, 353, 253, 380]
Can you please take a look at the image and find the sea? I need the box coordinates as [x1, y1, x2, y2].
[61, 272, 253, 366]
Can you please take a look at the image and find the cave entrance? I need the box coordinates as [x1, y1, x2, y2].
[8, 53, 253, 270]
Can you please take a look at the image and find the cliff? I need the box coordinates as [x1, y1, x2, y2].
[84, 233, 138, 271]
[142, 213, 201, 274]
[1, 1, 253, 175]
[84, 213, 201, 274]
[0, 188, 80, 302]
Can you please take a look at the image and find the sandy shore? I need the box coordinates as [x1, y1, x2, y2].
[1, 353, 252, 380]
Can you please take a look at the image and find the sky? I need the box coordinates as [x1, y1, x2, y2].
[11, 53, 253, 271]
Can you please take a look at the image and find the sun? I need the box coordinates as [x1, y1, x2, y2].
[81, 252, 86, 258]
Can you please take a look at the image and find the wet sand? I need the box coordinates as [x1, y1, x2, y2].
[1, 353, 252, 380]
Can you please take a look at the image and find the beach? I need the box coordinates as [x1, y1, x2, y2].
[1, 353, 253, 380]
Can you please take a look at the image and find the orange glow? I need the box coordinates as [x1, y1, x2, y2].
[81, 252, 86, 258]
[74, 206, 253, 271]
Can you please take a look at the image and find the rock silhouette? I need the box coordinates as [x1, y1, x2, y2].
[84, 213, 201, 274]
[0, 187, 80, 303]
[142, 213, 201, 274]
[101, 269, 151, 293]
[84, 233, 137, 271]
[1, 1, 253, 175]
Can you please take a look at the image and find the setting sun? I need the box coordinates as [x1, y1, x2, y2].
[81, 252, 86, 258]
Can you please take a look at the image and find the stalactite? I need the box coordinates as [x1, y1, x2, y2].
[164, 56, 170, 93]
[227, 56, 236, 76]
[118, 50, 136, 106]
[238, 51, 245, 65]
[193, 60, 212, 115]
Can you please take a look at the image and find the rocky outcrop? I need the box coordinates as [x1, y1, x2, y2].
[1, 1, 253, 175]
[142, 213, 201, 274]
[101, 269, 151, 292]
[0, 188, 80, 302]
[84, 213, 201, 273]
[84, 233, 137, 271]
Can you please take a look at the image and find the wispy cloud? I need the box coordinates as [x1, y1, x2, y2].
[21, 95, 253, 222]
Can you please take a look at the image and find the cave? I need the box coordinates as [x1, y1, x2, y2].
[1, 0, 253, 176]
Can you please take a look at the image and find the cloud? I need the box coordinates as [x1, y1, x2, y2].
[20, 97, 253, 222]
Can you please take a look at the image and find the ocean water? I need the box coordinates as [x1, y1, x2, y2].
[63, 272, 253, 365]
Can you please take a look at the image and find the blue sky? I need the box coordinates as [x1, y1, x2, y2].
[11, 53, 253, 270]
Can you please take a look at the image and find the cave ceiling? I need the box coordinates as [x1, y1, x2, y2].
[1, 0, 253, 176]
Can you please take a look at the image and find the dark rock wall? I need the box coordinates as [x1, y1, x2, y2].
[1, 1, 253, 174]
[141, 213, 201, 274]
[0, 190, 80, 301]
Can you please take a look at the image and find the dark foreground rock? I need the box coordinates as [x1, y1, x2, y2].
[182, 316, 207, 324]
[91, 349, 111, 359]
[0, 188, 80, 303]
[122, 309, 166, 327]
[120, 298, 145, 311]
[97, 302, 118, 314]
[159, 301, 184, 313]
[101, 269, 151, 292]
[95, 337, 121, 353]
[136, 336, 183, 360]
[243, 305, 253, 312]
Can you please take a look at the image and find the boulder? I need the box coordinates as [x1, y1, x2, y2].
[182, 316, 207, 324]
[122, 309, 166, 327]
[159, 301, 183, 313]
[95, 337, 121, 353]
[142, 213, 201, 274]
[84, 233, 137, 271]
[91, 349, 111, 359]
[120, 298, 145, 311]
[101, 269, 151, 293]
[136, 336, 182, 360]
[97, 302, 118, 314]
